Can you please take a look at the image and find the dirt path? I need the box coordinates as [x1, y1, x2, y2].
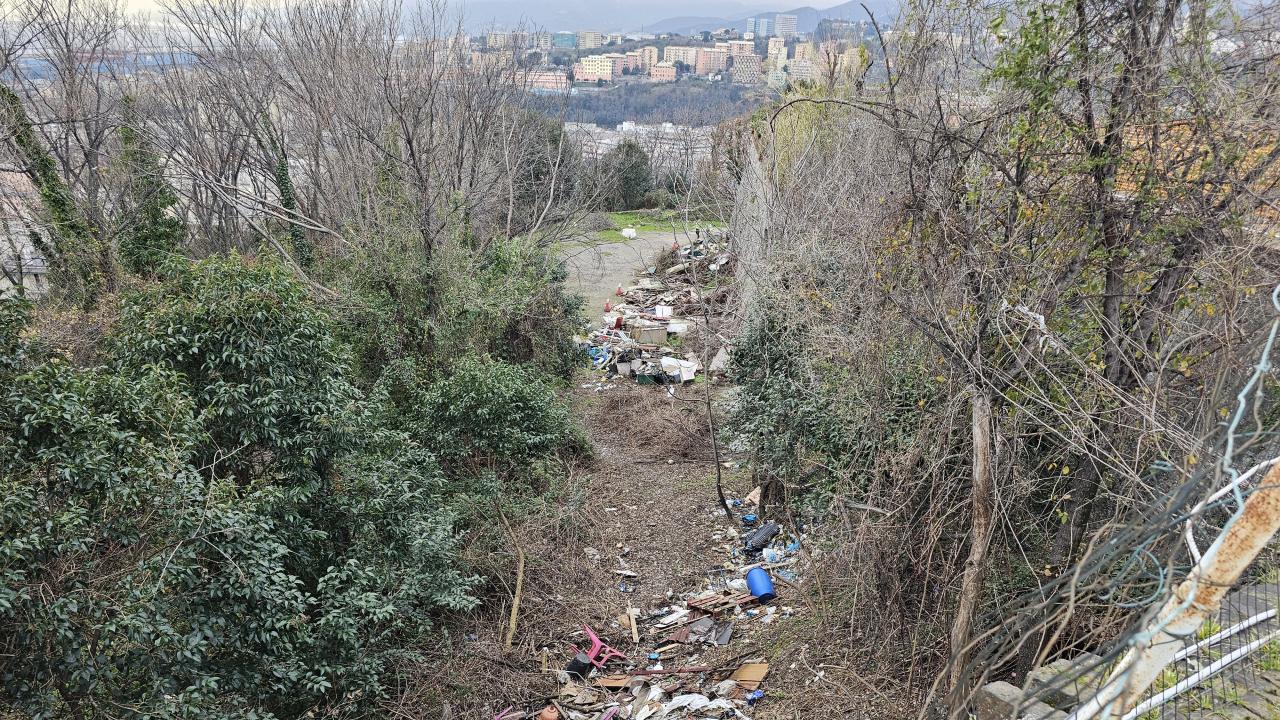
[562, 228, 746, 610]
[432, 226, 896, 719]
[573, 384, 744, 607]
[560, 231, 674, 316]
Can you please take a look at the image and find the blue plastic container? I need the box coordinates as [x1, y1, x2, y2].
[746, 567, 775, 603]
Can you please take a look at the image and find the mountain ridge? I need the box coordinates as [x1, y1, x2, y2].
[644, 0, 897, 35]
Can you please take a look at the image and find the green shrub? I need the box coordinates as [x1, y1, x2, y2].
[336, 231, 582, 386]
[378, 354, 583, 483]
[0, 255, 478, 717]
[109, 253, 359, 484]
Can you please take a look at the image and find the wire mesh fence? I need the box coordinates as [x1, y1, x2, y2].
[949, 286, 1280, 720]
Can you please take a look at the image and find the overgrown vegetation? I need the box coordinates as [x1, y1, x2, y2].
[726, 0, 1280, 711]
[0, 3, 597, 716]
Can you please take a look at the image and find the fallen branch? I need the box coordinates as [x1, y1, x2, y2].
[497, 506, 526, 652]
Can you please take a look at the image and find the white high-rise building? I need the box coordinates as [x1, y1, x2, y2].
[774, 13, 797, 37]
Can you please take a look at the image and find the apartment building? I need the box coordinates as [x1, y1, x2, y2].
[523, 70, 571, 91]
[573, 54, 614, 82]
[578, 30, 603, 49]
[694, 47, 729, 75]
[787, 58, 818, 83]
[649, 61, 677, 81]
[638, 46, 659, 69]
[730, 54, 763, 84]
[774, 13, 798, 37]
[663, 46, 698, 66]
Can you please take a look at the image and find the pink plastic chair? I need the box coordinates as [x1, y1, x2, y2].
[571, 623, 627, 670]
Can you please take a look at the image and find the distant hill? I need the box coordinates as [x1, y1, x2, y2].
[456, 0, 777, 33]
[646, 0, 898, 35]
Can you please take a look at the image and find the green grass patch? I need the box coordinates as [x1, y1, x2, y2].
[595, 210, 726, 241]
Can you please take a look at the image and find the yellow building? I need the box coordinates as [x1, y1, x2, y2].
[574, 54, 614, 82]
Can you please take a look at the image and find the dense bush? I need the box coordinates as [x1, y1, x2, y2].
[0, 256, 484, 718]
[336, 230, 582, 386]
[110, 254, 359, 484]
[376, 354, 584, 485]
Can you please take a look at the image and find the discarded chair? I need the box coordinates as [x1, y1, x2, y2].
[571, 623, 627, 671]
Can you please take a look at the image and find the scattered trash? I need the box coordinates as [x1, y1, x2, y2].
[570, 624, 628, 672]
[729, 663, 769, 690]
[581, 229, 733, 387]
[743, 522, 780, 553]
[539, 403, 820, 719]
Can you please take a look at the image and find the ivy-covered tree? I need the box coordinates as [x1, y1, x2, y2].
[0, 84, 110, 302]
[116, 97, 184, 276]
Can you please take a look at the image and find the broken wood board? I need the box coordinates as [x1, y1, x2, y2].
[689, 590, 757, 616]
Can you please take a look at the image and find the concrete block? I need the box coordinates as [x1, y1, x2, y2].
[973, 681, 1065, 720]
[1025, 656, 1104, 709]
[974, 681, 1023, 720]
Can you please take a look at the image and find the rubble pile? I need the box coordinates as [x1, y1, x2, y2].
[580, 228, 733, 387]
[498, 487, 811, 720]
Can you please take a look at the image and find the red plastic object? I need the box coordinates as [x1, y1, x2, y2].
[571, 623, 627, 670]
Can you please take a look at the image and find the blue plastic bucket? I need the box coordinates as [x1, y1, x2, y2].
[746, 567, 775, 602]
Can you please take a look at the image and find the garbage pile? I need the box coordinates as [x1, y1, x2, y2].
[580, 229, 733, 387]
[499, 486, 809, 720]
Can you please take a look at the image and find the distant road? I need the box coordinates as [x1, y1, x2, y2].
[560, 231, 674, 316]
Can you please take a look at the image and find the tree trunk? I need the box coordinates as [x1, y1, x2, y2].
[948, 385, 995, 703]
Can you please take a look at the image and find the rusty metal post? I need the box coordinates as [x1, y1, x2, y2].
[1070, 460, 1280, 720]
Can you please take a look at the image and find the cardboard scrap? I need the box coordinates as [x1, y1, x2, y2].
[595, 674, 631, 690]
[729, 662, 769, 690]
